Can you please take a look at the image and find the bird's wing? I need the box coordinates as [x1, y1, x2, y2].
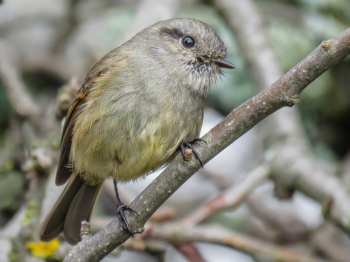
[55, 68, 110, 186]
[55, 86, 89, 185]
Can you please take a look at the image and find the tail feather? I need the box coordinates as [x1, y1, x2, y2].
[39, 174, 102, 245]
[64, 182, 102, 244]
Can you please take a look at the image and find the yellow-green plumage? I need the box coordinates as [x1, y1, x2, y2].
[39, 18, 231, 245]
[72, 60, 204, 182]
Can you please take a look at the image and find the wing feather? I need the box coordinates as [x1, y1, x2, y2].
[55, 91, 88, 185]
[55, 56, 114, 185]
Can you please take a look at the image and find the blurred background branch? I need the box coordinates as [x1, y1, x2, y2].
[0, 0, 350, 262]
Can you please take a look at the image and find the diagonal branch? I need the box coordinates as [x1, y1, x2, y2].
[64, 28, 350, 262]
[212, 0, 350, 237]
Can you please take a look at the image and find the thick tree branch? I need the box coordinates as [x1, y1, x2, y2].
[64, 28, 350, 262]
[212, 0, 350, 235]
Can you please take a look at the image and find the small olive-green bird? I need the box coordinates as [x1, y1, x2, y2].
[39, 18, 235, 245]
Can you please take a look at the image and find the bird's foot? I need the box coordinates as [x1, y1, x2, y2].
[180, 138, 206, 168]
[116, 202, 138, 237]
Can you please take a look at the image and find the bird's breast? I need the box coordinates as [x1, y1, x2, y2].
[71, 85, 204, 184]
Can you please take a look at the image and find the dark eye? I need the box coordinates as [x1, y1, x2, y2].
[182, 36, 195, 48]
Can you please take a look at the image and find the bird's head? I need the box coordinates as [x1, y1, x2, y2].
[133, 18, 235, 98]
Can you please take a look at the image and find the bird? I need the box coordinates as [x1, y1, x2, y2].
[39, 18, 235, 245]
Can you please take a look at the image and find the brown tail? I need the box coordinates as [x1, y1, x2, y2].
[39, 173, 102, 245]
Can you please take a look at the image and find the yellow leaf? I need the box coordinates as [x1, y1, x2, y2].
[26, 239, 60, 258]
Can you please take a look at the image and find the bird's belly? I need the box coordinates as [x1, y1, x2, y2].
[114, 110, 200, 182]
[71, 104, 203, 184]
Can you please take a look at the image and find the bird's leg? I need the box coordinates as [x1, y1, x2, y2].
[113, 178, 138, 236]
[179, 138, 207, 168]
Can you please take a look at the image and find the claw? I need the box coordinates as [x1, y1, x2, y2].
[116, 202, 138, 236]
[113, 179, 139, 236]
[191, 138, 207, 145]
[179, 138, 206, 168]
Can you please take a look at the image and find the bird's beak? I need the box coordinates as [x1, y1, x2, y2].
[211, 58, 236, 69]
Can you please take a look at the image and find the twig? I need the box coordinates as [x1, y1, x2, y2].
[212, 0, 283, 90]
[55, 77, 80, 119]
[310, 223, 350, 262]
[247, 191, 309, 242]
[53, 0, 80, 52]
[174, 242, 207, 262]
[80, 221, 92, 240]
[0, 45, 40, 119]
[149, 224, 325, 262]
[22, 54, 73, 82]
[182, 163, 270, 226]
[64, 28, 350, 262]
[269, 147, 350, 233]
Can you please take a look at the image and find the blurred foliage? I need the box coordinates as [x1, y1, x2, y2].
[255, 0, 350, 161]
[0, 1, 349, 260]
[0, 0, 349, 160]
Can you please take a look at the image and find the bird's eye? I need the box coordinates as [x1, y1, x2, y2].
[182, 36, 195, 48]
